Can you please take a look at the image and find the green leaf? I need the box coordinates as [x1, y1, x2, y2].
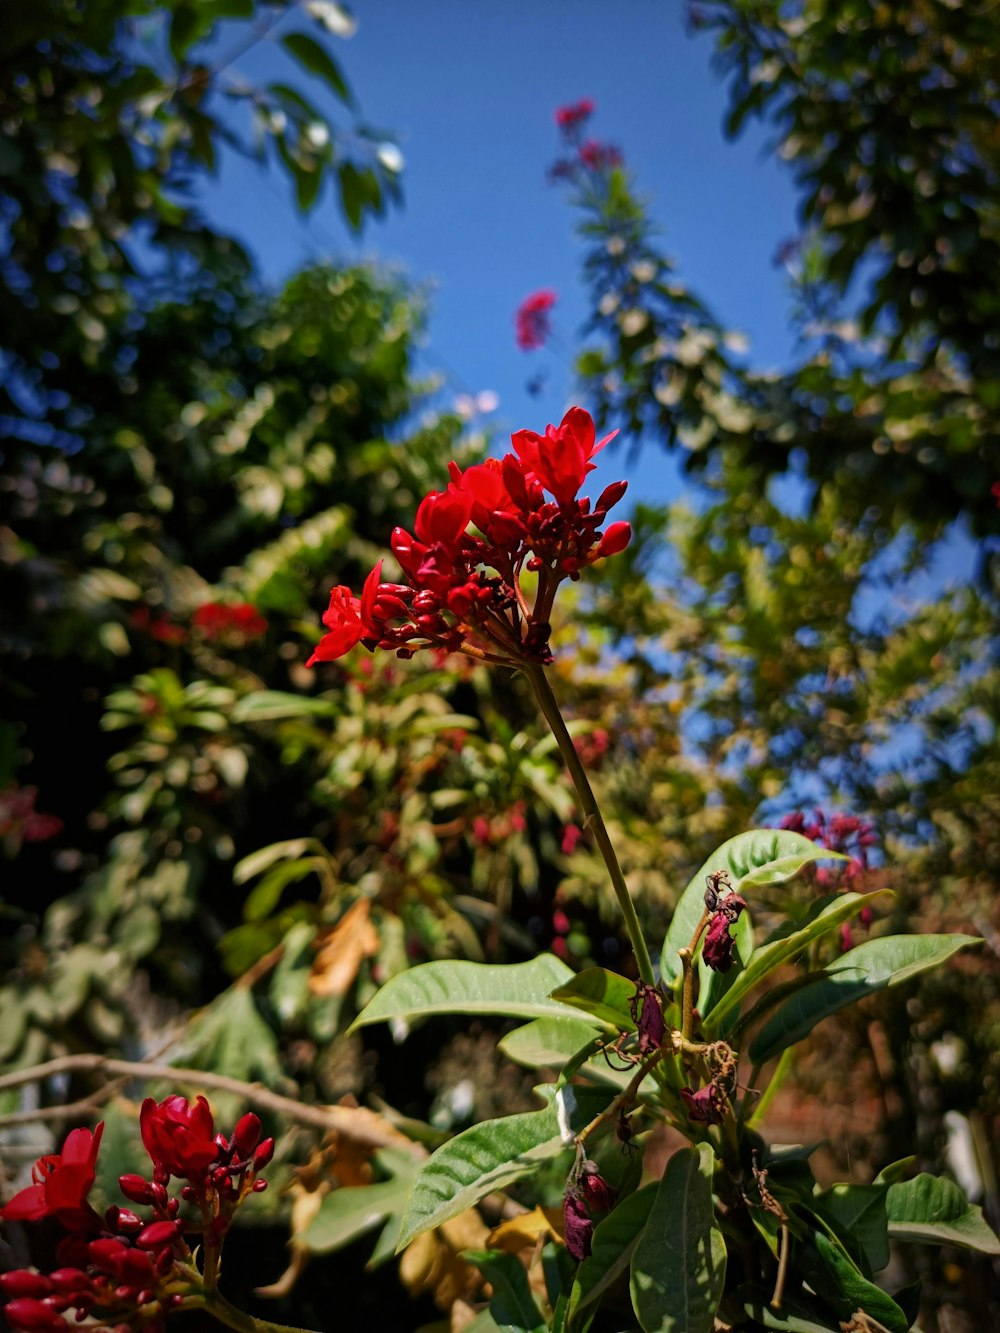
[231, 690, 339, 722]
[569, 1184, 656, 1328]
[629, 1143, 726, 1333]
[396, 1087, 604, 1250]
[464, 1250, 547, 1333]
[809, 1231, 909, 1333]
[812, 1183, 890, 1274]
[281, 32, 353, 105]
[702, 891, 889, 1034]
[350, 954, 575, 1032]
[499, 1017, 603, 1069]
[739, 1291, 841, 1332]
[661, 830, 845, 984]
[749, 934, 981, 1066]
[234, 837, 325, 886]
[299, 1176, 412, 1254]
[550, 968, 637, 1031]
[886, 1173, 1000, 1254]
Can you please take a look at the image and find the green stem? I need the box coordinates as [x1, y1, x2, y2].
[525, 665, 654, 984]
[680, 910, 711, 1041]
[181, 1289, 321, 1333]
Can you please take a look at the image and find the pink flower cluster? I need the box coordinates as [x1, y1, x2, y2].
[779, 810, 877, 888]
[307, 408, 631, 671]
[0, 1098, 273, 1333]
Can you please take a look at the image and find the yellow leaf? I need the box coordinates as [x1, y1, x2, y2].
[487, 1205, 562, 1255]
[310, 898, 379, 997]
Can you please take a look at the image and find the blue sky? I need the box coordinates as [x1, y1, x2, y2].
[194, 1, 801, 506]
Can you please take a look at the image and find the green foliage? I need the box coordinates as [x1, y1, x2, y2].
[351, 956, 576, 1031]
[629, 1144, 726, 1333]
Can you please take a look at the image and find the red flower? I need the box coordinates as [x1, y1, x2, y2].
[192, 601, 268, 642]
[555, 98, 595, 131]
[140, 1095, 218, 1181]
[578, 139, 623, 172]
[580, 1161, 616, 1212]
[511, 405, 618, 508]
[515, 289, 557, 351]
[2, 1124, 104, 1232]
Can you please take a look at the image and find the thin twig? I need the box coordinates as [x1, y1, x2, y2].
[0, 1055, 424, 1156]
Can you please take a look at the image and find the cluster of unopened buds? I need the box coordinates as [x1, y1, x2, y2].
[307, 408, 632, 670]
[0, 1096, 273, 1332]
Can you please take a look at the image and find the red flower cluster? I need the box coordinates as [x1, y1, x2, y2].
[0, 785, 62, 854]
[130, 607, 188, 645]
[548, 98, 624, 183]
[554, 98, 595, 130]
[191, 601, 268, 643]
[0, 1099, 274, 1333]
[779, 809, 877, 888]
[515, 289, 557, 351]
[307, 407, 631, 671]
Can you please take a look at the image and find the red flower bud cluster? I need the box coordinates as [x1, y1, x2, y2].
[0, 1101, 274, 1333]
[562, 1159, 616, 1262]
[191, 601, 268, 643]
[554, 98, 595, 131]
[515, 289, 557, 351]
[308, 407, 631, 670]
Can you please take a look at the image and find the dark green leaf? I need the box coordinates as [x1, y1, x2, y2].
[281, 32, 352, 105]
[550, 967, 637, 1031]
[569, 1184, 656, 1328]
[629, 1143, 726, 1332]
[749, 935, 981, 1066]
[886, 1173, 1000, 1254]
[464, 1250, 547, 1333]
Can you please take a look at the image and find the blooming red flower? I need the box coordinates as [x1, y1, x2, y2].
[555, 98, 595, 131]
[515, 290, 557, 351]
[2, 1124, 104, 1232]
[308, 408, 631, 669]
[511, 405, 618, 508]
[140, 1095, 218, 1181]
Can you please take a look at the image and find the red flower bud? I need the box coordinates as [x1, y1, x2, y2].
[135, 1220, 182, 1251]
[45, 1270, 88, 1296]
[680, 1084, 726, 1125]
[0, 1274, 53, 1300]
[595, 480, 628, 513]
[232, 1113, 262, 1158]
[117, 1174, 155, 1205]
[596, 521, 632, 558]
[580, 1162, 616, 1212]
[252, 1138, 275, 1172]
[3, 1298, 67, 1331]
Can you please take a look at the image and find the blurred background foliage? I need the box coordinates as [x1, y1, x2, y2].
[1, 1, 998, 1330]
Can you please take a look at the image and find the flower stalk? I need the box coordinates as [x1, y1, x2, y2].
[524, 663, 654, 984]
